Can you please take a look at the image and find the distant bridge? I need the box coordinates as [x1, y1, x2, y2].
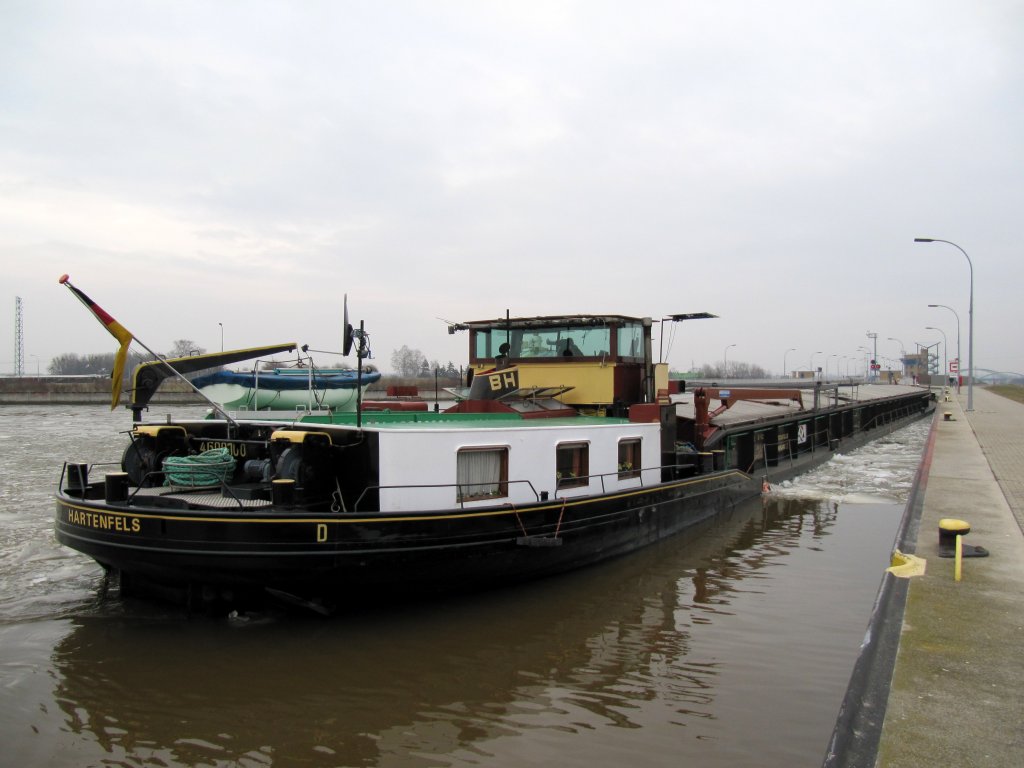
[974, 368, 1024, 384]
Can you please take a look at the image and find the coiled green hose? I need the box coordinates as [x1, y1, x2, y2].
[163, 448, 236, 487]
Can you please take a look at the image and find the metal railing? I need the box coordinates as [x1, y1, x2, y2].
[354, 479, 541, 513]
[352, 462, 711, 513]
[64, 452, 732, 516]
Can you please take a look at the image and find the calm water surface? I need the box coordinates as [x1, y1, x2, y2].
[0, 405, 929, 767]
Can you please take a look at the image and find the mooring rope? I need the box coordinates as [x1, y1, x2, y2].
[163, 448, 236, 487]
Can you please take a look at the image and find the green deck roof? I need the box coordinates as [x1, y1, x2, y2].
[293, 411, 632, 430]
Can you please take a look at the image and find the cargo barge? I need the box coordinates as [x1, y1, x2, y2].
[54, 311, 934, 610]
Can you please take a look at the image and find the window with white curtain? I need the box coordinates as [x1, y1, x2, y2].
[457, 447, 509, 501]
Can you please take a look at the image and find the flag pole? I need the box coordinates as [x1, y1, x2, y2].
[59, 274, 237, 424]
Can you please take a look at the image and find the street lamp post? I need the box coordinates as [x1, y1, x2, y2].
[857, 346, 871, 379]
[723, 344, 737, 378]
[783, 348, 796, 379]
[809, 351, 822, 380]
[914, 238, 974, 411]
[926, 326, 948, 386]
[928, 303, 961, 392]
[888, 337, 905, 377]
[866, 331, 879, 382]
[219, 322, 224, 352]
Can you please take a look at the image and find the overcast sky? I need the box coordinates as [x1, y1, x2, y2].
[2, 1, 1022, 379]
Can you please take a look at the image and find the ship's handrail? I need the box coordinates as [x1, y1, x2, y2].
[861, 403, 923, 431]
[553, 461, 739, 499]
[58, 460, 121, 496]
[352, 461, 716, 513]
[555, 468, 630, 498]
[552, 465, 672, 498]
[62, 457, 723, 515]
[58, 461, 256, 511]
[353, 480, 542, 513]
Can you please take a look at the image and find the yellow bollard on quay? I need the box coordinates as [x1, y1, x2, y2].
[938, 517, 989, 569]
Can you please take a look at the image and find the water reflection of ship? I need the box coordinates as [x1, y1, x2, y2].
[690, 496, 837, 606]
[50, 496, 841, 767]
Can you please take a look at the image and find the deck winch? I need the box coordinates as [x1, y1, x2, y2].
[269, 430, 336, 501]
[122, 425, 189, 487]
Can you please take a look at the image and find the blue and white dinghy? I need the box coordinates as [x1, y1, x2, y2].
[191, 367, 381, 411]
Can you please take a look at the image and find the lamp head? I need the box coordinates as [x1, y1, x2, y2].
[914, 237, 935, 243]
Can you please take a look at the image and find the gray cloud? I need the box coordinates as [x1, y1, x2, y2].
[2, 1, 1022, 376]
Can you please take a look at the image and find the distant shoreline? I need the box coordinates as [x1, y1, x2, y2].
[0, 376, 197, 405]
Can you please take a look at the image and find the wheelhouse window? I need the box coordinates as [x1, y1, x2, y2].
[618, 438, 641, 479]
[616, 322, 644, 360]
[471, 325, 612, 362]
[556, 442, 589, 489]
[457, 447, 509, 502]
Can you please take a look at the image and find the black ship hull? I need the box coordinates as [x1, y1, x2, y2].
[56, 469, 752, 607]
[54, 392, 931, 609]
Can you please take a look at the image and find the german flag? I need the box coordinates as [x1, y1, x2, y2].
[59, 275, 134, 409]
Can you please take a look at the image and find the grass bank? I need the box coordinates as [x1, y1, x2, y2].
[987, 384, 1024, 404]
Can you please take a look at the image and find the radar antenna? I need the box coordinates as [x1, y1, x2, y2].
[342, 294, 354, 356]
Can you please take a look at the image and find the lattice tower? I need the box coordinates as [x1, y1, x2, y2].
[14, 296, 25, 376]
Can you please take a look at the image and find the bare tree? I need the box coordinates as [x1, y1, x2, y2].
[697, 361, 768, 379]
[168, 339, 205, 358]
[390, 346, 427, 377]
[49, 351, 147, 377]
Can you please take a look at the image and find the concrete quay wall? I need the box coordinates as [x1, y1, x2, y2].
[0, 376, 197, 405]
[826, 387, 1024, 767]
